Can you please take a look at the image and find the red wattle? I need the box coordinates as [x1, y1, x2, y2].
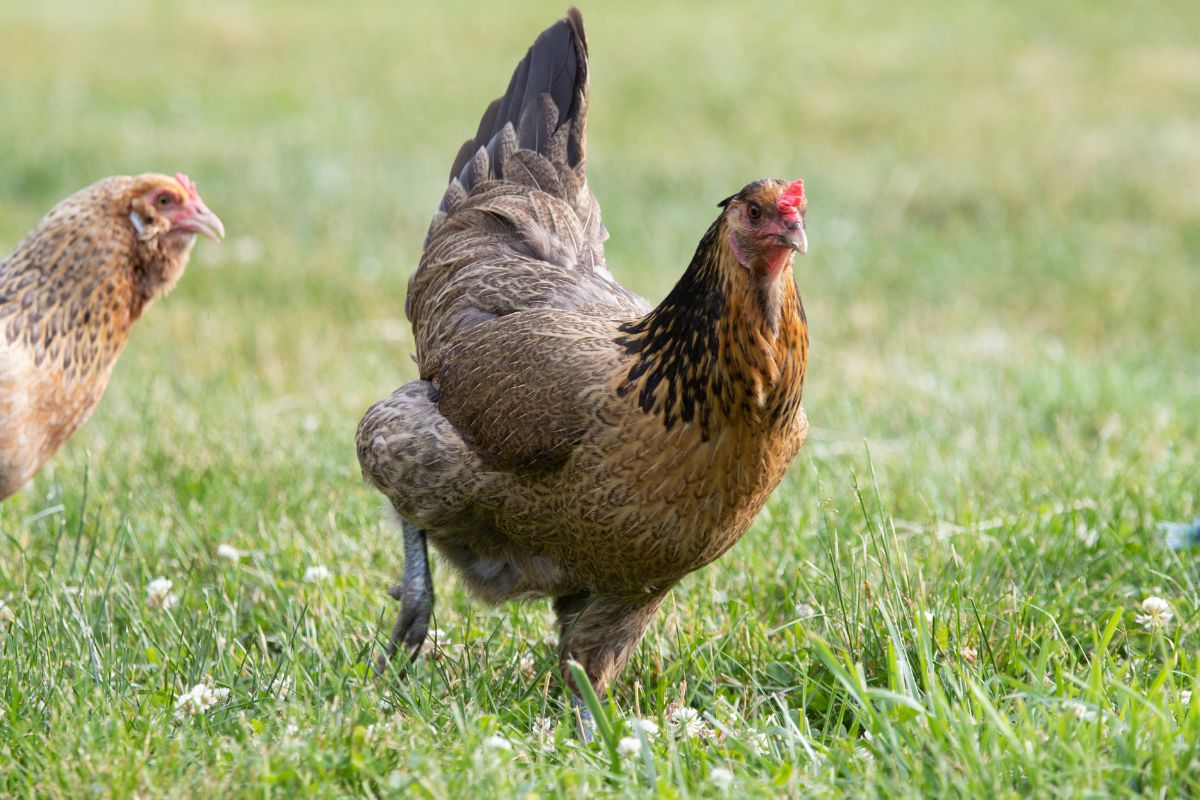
[760, 244, 793, 277]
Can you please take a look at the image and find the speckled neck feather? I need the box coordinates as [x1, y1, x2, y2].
[615, 216, 809, 437]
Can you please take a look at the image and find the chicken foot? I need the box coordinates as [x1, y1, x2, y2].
[555, 588, 669, 742]
[376, 519, 433, 674]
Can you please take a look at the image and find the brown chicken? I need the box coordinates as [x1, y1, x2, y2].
[357, 8, 810, 723]
[0, 173, 224, 500]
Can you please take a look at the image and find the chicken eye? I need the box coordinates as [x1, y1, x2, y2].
[157, 194, 173, 207]
[747, 203, 761, 221]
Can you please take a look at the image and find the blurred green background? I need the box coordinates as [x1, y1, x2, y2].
[1, 1, 1199, 796]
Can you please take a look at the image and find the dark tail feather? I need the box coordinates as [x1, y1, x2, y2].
[409, 8, 625, 332]
[442, 8, 588, 206]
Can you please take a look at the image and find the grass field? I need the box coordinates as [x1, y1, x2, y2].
[2, 0, 1199, 796]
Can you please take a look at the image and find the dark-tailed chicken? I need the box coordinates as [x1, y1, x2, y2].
[357, 8, 811, 724]
[0, 173, 223, 500]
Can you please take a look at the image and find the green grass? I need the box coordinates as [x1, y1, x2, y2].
[2, 0, 1199, 796]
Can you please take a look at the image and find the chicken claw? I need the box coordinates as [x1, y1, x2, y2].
[376, 519, 433, 675]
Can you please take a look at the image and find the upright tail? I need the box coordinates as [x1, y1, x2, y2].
[427, 8, 592, 243]
[408, 8, 639, 363]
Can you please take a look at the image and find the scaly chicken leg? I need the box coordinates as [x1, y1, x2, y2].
[556, 589, 669, 738]
[377, 519, 433, 673]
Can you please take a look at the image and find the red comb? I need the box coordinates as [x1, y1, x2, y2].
[776, 179, 805, 220]
[175, 172, 200, 201]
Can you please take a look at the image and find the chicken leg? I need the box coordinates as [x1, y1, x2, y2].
[377, 518, 433, 674]
[555, 588, 669, 740]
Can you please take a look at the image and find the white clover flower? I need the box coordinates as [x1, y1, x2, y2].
[482, 734, 512, 752]
[616, 736, 641, 759]
[1064, 700, 1098, 722]
[422, 627, 451, 657]
[216, 544, 243, 562]
[1180, 690, 1192, 706]
[1135, 596, 1173, 630]
[743, 730, 770, 755]
[364, 716, 401, 744]
[709, 766, 734, 790]
[273, 676, 293, 700]
[1075, 523, 1099, 549]
[304, 565, 332, 583]
[145, 578, 178, 610]
[531, 716, 556, 753]
[795, 602, 819, 620]
[519, 653, 537, 677]
[668, 706, 709, 740]
[630, 718, 660, 739]
[284, 723, 299, 737]
[173, 677, 230, 719]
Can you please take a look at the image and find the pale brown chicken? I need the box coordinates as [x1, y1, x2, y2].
[0, 173, 223, 500]
[356, 9, 810, 724]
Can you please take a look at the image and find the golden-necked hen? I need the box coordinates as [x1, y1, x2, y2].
[357, 8, 811, 722]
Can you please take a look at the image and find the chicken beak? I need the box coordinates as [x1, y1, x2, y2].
[178, 200, 226, 242]
[782, 220, 807, 255]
